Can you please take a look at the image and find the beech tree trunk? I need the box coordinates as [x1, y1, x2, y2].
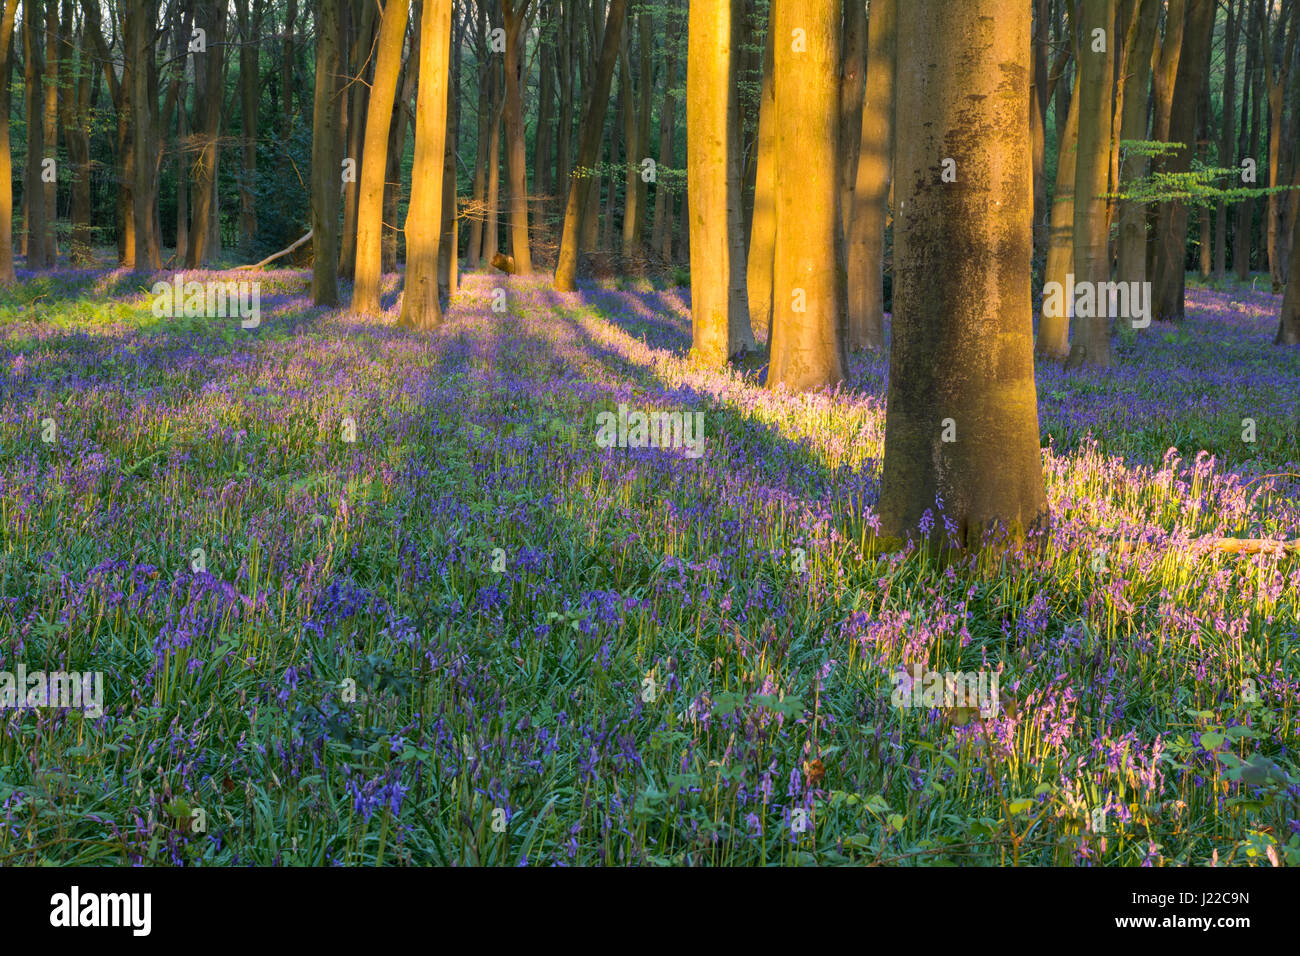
[554, 0, 627, 292]
[1073, 0, 1116, 367]
[399, 0, 451, 330]
[502, 0, 533, 273]
[847, 0, 895, 351]
[766, 0, 843, 390]
[1152, 0, 1215, 322]
[311, 0, 344, 306]
[745, 1, 776, 341]
[24, 0, 47, 269]
[1115, 0, 1159, 286]
[0, 0, 20, 282]
[351, 0, 410, 315]
[881, 0, 1047, 553]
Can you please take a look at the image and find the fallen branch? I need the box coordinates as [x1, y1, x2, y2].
[1112, 537, 1300, 556]
[237, 230, 313, 270]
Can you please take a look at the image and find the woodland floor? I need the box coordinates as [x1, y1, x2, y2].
[0, 265, 1298, 865]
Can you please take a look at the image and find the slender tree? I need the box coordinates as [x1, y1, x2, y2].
[880, 0, 1047, 551]
[312, 0, 344, 306]
[399, 0, 452, 330]
[352, 0, 411, 315]
[1073, 0, 1116, 367]
[0, 0, 19, 283]
[24, 0, 47, 269]
[745, 2, 775, 341]
[847, 0, 894, 351]
[502, 0, 533, 272]
[554, 0, 628, 292]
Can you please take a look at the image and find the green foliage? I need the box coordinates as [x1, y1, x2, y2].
[1108, 140, 1297, 209]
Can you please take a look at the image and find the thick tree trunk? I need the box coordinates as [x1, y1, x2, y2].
[311, 0, 344, 306]
[554, 0, 628, 291]
[483, 68, 502, 264]
[466, 0, 488, 268]
[383, 32, 417, 274]
[399, 0, 451, 330]
[502, 0, 532, 273]
[1073, 0, 1116, 367]
[351, 0, 410, 315]
[881, 0, 1047, 553]
[1279, 192, 1300, 344]
[847, 0, 894, 351]
[437, 9, 458, 297]
[766, 0, 843, 390]
[688, 0, 752, 365]
[1152, 0, 1215, 322]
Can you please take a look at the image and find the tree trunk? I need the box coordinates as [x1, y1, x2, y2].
[312, 0, 344, 306]
[554, 0, 628, 291]
[847, 0, 894, 351]
[131, 0, 163, 270]
[1152, 0, 1215, 322]
[1039, 68, 1078, 358]
[351, 0, 410, 315]
[236, 0, 262, 247]
[24, 0, 47, 269]
[1279, 188, 1300, 343]
[745, 1, 775, 342]
[502, 0, 532, 273]
[1115, 0, 1159, 286]
[651, 8, 679, 261]
[766, 0, 843, 390]
[1236, 0, 1261, 281]
[838, 0, 866, 241]
[399, 0, 451, 329]
[483, 66, 502, 263]
[0, 0, 17, 282]
[437, 7, 458, 296]
[466, 0, 488, 268]
[186, 0, 226, 269]
[881, 0, 1047, 553]
[42, 0, 57, 263]
[340, 0, 378, 280]
[383, 28, 417, 274]
[1073, 0, 1116, 367]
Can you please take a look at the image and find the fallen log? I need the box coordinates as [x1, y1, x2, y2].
[1111, 537, 1300, 556]
[236, 230, 313, 270]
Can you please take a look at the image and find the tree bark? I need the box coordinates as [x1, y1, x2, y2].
[24, 0, 48, 269]
[311, 0, 344, 306]
[340, 0, 378, 280]
[399, 0, 451, 330]
[502, 0, 533, 273]
[186, 0, 226, 269]
[0, 0, 18, 282]
[554, 0, 628, 291]
[1115, 0, 1159, 286]
[1074, 0, 1116, 367]
[766, 0, 843, 390]
[1040, 67, 1078, 358]
[881, 0, 1047, 553]
[847, 0, 894, 351]
[351, 0, 411, 315]
[1152, 0, 1215, 321]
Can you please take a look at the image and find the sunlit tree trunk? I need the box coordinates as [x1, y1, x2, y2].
[554, 0, 627, 291]
[0, 0, 19, 282]
[399, 0, 451, 330]
[881, 0, 1047, 552]
[847, 0, 894, 351]
[351, 0, 410, 315]
[766, 0, 843, 390]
